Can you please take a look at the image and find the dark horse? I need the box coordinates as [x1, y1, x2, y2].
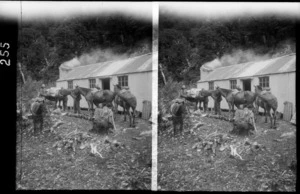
[42, 88, 73, 111]
[254, 85, 278, 129]
[199, 89, 222, 115]
[73, 86, 116, 116]
[114, 95, 126, 117]
[216, 86, 257, 119]
[113, 84, 137, 127]
[180, 88, 209, 112]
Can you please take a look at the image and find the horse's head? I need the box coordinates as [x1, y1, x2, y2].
[254, 85, 263, 93]
[113, 84, 122, 92]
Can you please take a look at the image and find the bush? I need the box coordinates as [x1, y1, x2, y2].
[17, 76, 56, 113]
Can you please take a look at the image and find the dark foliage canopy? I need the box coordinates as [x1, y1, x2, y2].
[159, 13, 297, 85]
[17, 14, 152, 84]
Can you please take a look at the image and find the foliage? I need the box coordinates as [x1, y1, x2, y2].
[17, 14, 152, 84]
[159, 14, 296, 85]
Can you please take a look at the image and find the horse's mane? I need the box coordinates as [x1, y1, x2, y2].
[218, 87, 232, 95]
[78, 86, 91, 92]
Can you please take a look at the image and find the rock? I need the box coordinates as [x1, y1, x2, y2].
[280, 131, 295, 138]
[219, 144, 228, 151]
[140, 130, 152, 136]
[52, 108, 62, 115]
[53, 120, 64, 128]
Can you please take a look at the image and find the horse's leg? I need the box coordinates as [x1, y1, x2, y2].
[125, 108, 131, 127]
[123, 107, 126, 121]
[132, 108, 136, 127]
[90, 103, 94, 117]
[264, 108, 268, 123]
[272, 109, 277, 129]
[204, 101, 208, 113]
[266, 109, 272, 129]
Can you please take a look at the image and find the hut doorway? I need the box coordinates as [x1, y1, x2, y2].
[242, 79, 251, 91]
[101, 78, 110, 90]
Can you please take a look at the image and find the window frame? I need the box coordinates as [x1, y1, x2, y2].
[230, 80, 237, 89]
[208, 81, 214, 90]
[68, 80, 73, 89]
[89, 78, 96, 88]
[118, 75, 128, 87]
[259, 76, 269, 89]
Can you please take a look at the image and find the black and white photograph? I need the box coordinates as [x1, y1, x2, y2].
[0, 0, 299, 192]
[10, 1, 153, 190]
[158, 2, 298, 191]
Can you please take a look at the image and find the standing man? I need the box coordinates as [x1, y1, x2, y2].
[180, 85, 186, 97]
[212, 89, 222, 115]
[73, 84, 81, 114]
[37, 84, 46, 98]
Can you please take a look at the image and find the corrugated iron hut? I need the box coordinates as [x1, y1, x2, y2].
[197, 53, 295, 113]
[56, 53, 153, 112]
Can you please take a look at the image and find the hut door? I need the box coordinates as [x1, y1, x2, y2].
[242, 79, 251, 91]
[101, 78, 110, 90]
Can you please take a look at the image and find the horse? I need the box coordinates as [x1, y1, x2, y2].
[73, 86, 116, 116]
[254, 85, 278, 129]
[170, 98, 186, 136]
[30, 98, 47, 135]
[42, 88, 72, 111]
[255, 96, 267, 122]
[114, 95, 126, 118]
[216, 86, 257, 119]
[113, 84, 137, 127]
[198, 89, 222, 115]
[180, 88, 209, 112]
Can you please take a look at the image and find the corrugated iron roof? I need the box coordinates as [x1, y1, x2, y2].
[198, 53, 295, 82]
[57, 53, 152, 81]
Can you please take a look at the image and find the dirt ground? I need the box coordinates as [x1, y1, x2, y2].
[158, 109, 296, 191]
[16, 108, 152, 190]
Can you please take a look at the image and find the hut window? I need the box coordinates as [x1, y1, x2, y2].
[259, 77, 269, 88]
[118, 76, 128, 87]
[89, 79, 96, 88]
[208, 81, 214, 90]
[68, 81, 73, 89]
[230, 80, 237, 89]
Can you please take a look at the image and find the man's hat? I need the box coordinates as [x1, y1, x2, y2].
[181, 85, 186, 89]
[41, 84, 45, 88]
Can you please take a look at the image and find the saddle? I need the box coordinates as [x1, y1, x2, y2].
[91, 88, 101, 95]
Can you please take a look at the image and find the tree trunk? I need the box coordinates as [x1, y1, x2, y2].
[159, 63, 167, 85]
[18, 62, 26, 84]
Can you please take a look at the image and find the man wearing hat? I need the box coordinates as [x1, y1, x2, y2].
[37, 84, 46, 98]
[73, 84, 81, 114]
[180, 85, 186, 97]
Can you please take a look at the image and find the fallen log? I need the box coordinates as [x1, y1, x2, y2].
[65, 112, 93, 121]
[206, 114, 232, 122]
